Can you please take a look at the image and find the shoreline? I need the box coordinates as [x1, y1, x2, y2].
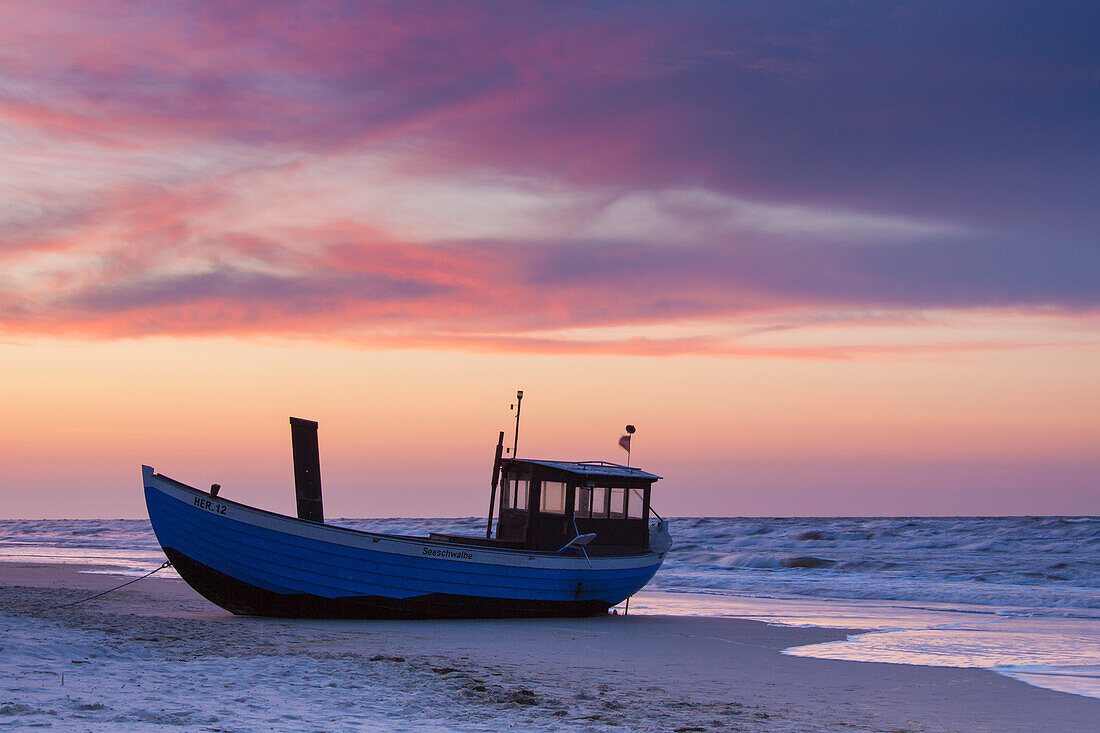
[2, 561, 1098, 731]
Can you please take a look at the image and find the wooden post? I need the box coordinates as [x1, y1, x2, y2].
[486, 431, 505, 538]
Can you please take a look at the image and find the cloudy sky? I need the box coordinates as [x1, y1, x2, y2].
[1, 1, 1097, 518]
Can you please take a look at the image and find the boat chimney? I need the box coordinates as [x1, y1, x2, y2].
[290, 417, 324, 523]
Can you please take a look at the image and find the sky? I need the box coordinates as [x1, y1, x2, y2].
[1, 1, 1097, 518]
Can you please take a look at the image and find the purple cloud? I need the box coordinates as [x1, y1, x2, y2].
[0, 1, 1096, 349]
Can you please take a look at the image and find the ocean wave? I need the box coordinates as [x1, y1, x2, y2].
[713, 554, 837, 570]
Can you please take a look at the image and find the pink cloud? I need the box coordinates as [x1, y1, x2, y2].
[3, 202, 1095, 360]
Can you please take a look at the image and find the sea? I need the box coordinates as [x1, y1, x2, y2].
[2, 515, 1097, 699]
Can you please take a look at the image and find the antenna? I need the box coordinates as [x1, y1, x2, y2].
[511, 389, 524, 457]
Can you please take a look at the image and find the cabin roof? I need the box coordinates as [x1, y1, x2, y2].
[506, 458, 661, 481]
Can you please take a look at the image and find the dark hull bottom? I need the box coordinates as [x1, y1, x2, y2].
[164, 548, 612, 620]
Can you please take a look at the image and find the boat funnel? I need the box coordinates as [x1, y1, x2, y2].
[290, 417, 324, 523]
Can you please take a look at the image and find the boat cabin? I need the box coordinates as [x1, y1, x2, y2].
[494, 459, 660, 553]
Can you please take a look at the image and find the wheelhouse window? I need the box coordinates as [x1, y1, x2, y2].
[540, 481, 566, 514]
[591, 486, 609, 518]
[574, 485, 644, 520]
[609, 488, 626, 518]
[504, 478, 529, 510]
[574, 486, 591, 518]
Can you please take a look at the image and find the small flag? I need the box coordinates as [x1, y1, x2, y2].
[619, 434, 631, 452]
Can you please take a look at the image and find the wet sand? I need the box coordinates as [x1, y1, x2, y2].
[2, 561, 1097, 731]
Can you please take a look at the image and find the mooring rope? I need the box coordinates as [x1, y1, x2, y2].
[53, 560, 173, 609]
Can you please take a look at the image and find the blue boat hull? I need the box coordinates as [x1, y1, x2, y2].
[163, 547, 611, 618]
[143, 466, 668, 619]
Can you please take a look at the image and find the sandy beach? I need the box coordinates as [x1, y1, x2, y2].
[2, 561, 1096, 732]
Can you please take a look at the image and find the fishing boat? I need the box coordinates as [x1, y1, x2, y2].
[142, 402, 672, 619]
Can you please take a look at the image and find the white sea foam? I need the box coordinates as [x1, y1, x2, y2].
[782, 614, 1100, 699]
